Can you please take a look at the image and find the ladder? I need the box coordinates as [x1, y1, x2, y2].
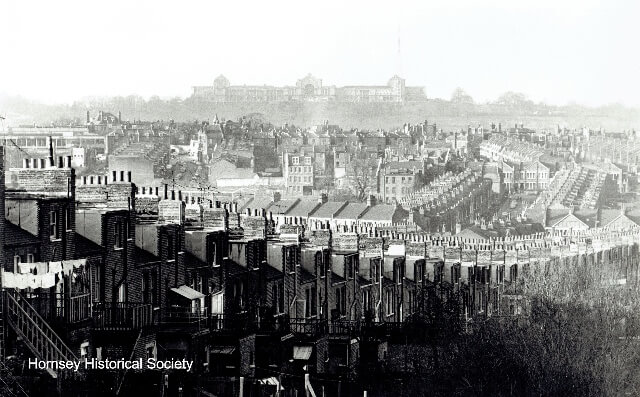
[4, 289, 80, 379]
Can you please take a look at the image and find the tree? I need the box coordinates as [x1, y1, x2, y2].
[450, 87, 474, 104]
[494, 91, 535, 109]
[348, 158, 378, 201]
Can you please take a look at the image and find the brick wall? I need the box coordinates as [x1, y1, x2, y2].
[238, 334, 256, 377]
[10, 167, 74, 196]
[100, 210, 136, 303]
[157, 224, 186, 308]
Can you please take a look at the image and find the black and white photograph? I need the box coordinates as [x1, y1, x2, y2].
[0, 0, 639, 395]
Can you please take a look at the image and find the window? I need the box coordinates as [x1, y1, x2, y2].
[362, 288, 371, 313]
[335, 287, 346, 316]
[316, 252, 325, 277]
[273, 282, 284, 314]
[408, 290, 415, 313]
[93, 268, 101, 302]
[114, 221, 123, 249]
[49, 210, 59, 239]
[149, 270, 158, 306]
[370, 258, 380, 282]
[191, 273, 202, 293]
[292, 156, 299, 165]
[13, 255, 21, 273]
[118, 283, 127, 303]
[451, 265, 461, 283]
[305, 157, 311, 165]
[346, 256, 355, 280]
[385, 290, 395, 316]
[305, 287, 317, 318]
[415, 262, 424, 283]
[80, 342, 90, 359]
[65, 206, 73, 231]
[510, 265, 518, 282]
[167, 235, 175, 260]
[234, 280, 244, 310]
[285, 247, 296, 273]
[146, 342, 157, 360]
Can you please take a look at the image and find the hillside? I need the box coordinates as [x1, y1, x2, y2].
[1, 94, 639, 132]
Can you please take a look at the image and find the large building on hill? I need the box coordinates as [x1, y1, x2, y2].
[192, 74, 427, 102]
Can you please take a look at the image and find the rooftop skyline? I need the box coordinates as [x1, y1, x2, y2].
[1, 0, 638, 107]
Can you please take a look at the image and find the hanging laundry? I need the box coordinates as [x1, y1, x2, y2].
[49, 261, 62, 273]
[70, 259, 87, 269]
[40, 273, 56, 289]
[36, 262, 48, 275]
[18, 263, 36, 274]
[15, 274, 29, 289]
[2, 271, 16, 288]
[28, 275, 40, 289]
[62, 261, 74, 274]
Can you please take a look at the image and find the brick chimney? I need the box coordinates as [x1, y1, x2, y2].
[367, 194, 376, 207]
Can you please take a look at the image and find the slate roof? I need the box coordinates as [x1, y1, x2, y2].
[74, 233, 103, 257]
[226, 260, 248, 277]
[334, 203, 368, 220]
[261, 263, 283, 281]
[311, 201, 347, 219]
[286, 200, 320, 217]
[4, 222, 39, 246]
[242, 196, 273, 212]
[331, 272, 346, 284]
[299, 267, 315, 284]
[135, 247, 162, 264]
[359, 204, 398, 222]
[184, 252, 207, 268]
[267, 199, 299, 215]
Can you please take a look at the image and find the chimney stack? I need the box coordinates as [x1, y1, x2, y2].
[47, 136, 54, 167]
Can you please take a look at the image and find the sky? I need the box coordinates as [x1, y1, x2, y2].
[0, 0, 638, 107]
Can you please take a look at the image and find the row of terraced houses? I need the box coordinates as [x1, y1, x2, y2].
[0, 150, 638, 396]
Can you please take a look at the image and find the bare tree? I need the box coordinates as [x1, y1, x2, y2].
[348, 158, 377, 201]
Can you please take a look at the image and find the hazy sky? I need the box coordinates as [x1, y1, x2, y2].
[0, 0, 638, 106]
